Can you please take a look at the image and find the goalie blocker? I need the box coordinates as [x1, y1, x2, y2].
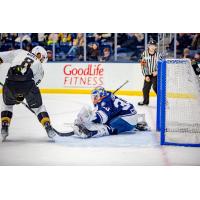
[73, 86, 150, 139]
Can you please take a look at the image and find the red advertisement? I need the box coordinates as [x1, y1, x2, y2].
[63, 63, 104, 87]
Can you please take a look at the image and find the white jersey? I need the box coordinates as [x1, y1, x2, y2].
[0, 49, 44, 84]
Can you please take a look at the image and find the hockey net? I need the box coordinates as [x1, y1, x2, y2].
[157, 59, 200, 146]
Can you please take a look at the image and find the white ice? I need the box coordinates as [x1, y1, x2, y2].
[0, 94, 200, 165]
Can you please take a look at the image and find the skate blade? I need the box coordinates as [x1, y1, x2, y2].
[47, 134, 56, 142]
[48, 133, 63, 142]
[50, 134, 62, 141]
[48, 139, 55, 143]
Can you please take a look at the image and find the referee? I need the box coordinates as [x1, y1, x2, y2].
[138, 40, 162, 106]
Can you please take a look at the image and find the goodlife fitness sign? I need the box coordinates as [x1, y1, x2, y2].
[63, 63, 104, 88]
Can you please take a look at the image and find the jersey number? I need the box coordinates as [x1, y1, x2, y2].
[21, 57, 34, 68]
[114, 98, 131, 111]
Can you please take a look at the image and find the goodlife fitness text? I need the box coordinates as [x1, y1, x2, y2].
[63, 63, 104, 87]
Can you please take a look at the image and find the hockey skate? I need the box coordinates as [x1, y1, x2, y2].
[44, 122, 57, 139]
[1, 121, 9, 142]
[135, 121, 150, 131]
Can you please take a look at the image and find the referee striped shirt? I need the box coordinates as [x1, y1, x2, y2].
[140, 50, 162, 76]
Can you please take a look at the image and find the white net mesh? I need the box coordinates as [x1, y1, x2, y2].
[165, 59, 200, 144]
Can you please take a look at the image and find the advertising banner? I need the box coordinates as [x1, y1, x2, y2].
[63, 63, 104, 88]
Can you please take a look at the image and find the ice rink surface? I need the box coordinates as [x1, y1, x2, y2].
[0, 94, 200, 165]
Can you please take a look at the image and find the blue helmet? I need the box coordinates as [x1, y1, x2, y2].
[91, 86, 107, 104]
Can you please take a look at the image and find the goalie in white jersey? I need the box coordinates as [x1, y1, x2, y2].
[0, 46, 58, 141]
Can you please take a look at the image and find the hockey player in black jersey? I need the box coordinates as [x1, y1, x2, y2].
[0, 46, 58, 141]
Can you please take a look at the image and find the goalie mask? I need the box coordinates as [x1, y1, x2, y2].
[32, 46, 48, 63]
[91, 86, 107, 105]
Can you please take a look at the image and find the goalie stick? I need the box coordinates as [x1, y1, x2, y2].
[112, 80, 129, 94]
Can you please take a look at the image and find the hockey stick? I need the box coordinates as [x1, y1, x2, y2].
[113, 80, 129, 94]
[0, 81, 74, 137]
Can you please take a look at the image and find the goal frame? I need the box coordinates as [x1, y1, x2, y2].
[156, 59, 200, 147]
